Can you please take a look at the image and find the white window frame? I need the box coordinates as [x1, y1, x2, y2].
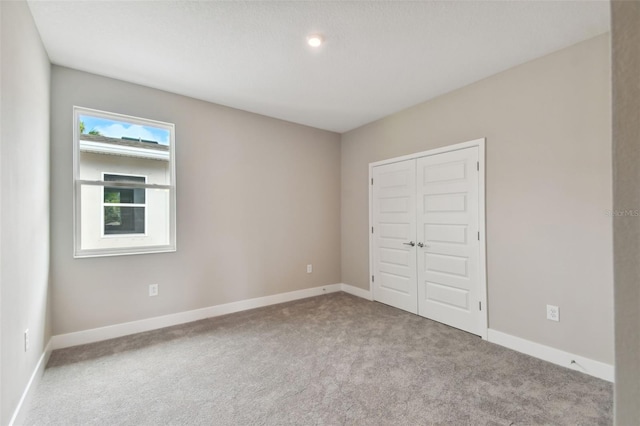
[101, 172, 148, 238]
[73, 106, 177, 258]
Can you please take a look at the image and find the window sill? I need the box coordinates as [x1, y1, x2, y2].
[74, 245, 176, 259]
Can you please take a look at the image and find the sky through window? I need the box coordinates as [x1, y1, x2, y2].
[80, 115, 170, 145]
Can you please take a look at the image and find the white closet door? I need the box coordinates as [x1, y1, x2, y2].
[416, 147, 481, 335]
[372, 160, 418, 314]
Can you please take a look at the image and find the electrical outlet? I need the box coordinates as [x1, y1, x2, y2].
[546, 304, 560, 322]
[24, 329, 29, 352]
[149, 284, 159, 297]
[307, 264, 313, 273]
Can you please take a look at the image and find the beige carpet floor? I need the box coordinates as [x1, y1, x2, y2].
[24, 292, 612, 425]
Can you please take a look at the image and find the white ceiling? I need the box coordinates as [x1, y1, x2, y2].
[27, 1, 610, 133]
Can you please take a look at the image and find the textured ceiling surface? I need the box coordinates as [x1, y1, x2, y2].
[27, 1, 610, 132]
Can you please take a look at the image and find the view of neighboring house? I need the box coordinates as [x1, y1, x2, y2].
[78, 133, 171, 251]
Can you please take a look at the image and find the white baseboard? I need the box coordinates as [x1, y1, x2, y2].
[487, 329, 614, 382]
[51, 284, 344, 350]
[340, 283, 373, 300]
[9, 339, 53, 426]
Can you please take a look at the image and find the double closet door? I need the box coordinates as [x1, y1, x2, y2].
[371, 145, 484, 336]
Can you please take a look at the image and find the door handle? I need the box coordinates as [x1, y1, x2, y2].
[417, 242, 430, 248]
[403, 241, 415, 247]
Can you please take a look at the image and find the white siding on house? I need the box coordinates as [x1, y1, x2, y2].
[79, 152, 170, 250]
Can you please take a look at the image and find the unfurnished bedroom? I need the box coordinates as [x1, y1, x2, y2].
[1, 1, 639, 425]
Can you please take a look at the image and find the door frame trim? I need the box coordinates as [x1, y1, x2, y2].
[368, 138, 488, 340]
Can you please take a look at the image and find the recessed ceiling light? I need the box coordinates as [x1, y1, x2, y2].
[307, 34, 324, 47]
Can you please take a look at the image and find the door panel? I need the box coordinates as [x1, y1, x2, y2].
[424, 224, 468, 244]
[425, 282, 469, 309]
[425, 253, 468, 277]
[372, 160, 418, 314]
[423, 193, 467, 212]
[416, 147, 480, 335]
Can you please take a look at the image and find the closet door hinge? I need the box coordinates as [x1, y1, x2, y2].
[372, 226, 374, 234]
[372, 275, 375, 282]
[478, 231, 480, 240]
[371, 178, 373, 185]
[479, 301, 482, 311]
[477, 161, 479, 171]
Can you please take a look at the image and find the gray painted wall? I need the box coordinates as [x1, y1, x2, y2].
[611, 1, 640, 423]
[341, 35, 613, 364]
[0, 1, 51, 424]
[50, 67, 341, 335]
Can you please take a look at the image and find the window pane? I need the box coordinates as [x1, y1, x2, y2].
[104, 206, 145, 234]
[78, 115, 171, 184]
[103, 174, 145, 204]
[103, 187, 145, 204]
[104, 174, 145, 183]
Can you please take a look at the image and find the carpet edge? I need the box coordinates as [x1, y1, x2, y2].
[488, 328, 614, 382]
[50, 284, 345, 350]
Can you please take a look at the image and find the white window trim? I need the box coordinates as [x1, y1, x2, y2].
[73, 106, 177, 258]
[101, 172, 148, 238]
